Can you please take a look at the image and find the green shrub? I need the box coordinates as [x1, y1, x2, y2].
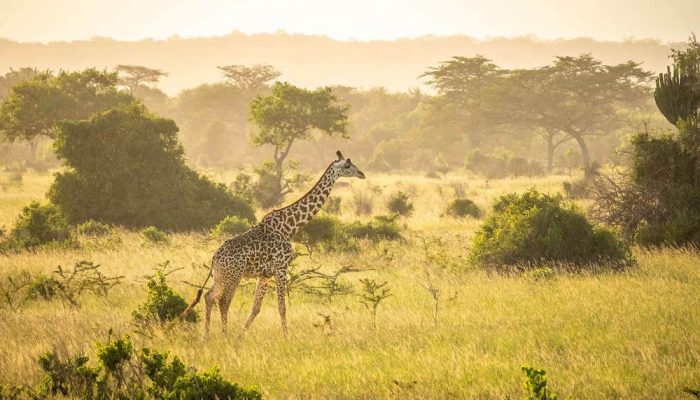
[296, 215, 343, 253]
[77, 220, 111, 237]
[211, 215, 252, 238]
[0, 201, 74, 252]
[522, 365, 561, 400]
[446, 198, 481, 218]
[34, 333, 260, 399]
[141, 226, 169, 245]
[48, 104, 256, 231]
[386, 191, 414, 216]
[471, 189, 632, 270]
[348, 215, 403, 241]
[133, 268, 198, 324]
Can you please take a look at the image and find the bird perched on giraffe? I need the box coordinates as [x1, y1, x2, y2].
[181, 151, 365, 337]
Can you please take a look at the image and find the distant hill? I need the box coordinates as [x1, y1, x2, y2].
[0, 32, 678, 95]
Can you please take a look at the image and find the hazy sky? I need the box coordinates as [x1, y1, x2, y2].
[1, 0, 697, 43]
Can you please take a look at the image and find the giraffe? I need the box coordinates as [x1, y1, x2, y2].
[181, 151, 365, 337]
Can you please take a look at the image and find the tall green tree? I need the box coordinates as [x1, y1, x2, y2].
[0, 69, 132, 143]
[250, 82, 349, 207]
[49, 104, 255, 230]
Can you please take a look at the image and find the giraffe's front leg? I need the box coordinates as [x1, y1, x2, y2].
[244, 277, 268, 329]
[275, 270, 288, 336]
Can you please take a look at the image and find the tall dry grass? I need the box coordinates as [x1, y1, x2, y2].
[0, 172, 698, 399]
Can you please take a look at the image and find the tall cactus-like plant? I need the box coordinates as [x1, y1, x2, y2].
[654, 66, 699, 128]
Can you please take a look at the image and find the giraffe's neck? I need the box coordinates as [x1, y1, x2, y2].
[262, 164, 339, 239]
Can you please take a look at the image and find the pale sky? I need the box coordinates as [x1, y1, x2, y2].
[0, 0, 697, 43]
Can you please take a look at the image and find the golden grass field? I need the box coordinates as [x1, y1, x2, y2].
[1, 170, 699, 399]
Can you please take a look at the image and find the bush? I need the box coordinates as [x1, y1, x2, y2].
[471, 189, 632, 270]
[141, 226, 168, 245]
[48, 104, 256, 231]
[348, 215, 403, 241]
[445, 198, 481, 218]
[77, 219, 111, 237]
[466, 151, 544, 179]
[34, 334, 260, 399]
[522, 365, 562, 400]
[133, 267, 198, 324]
[0, 201, 74, 252]
[211, 215, 252, 238]
[296, 215, 343, 253]
[386, 191, 414, 216]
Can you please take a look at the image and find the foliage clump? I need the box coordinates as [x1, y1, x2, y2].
[141, 226, 169, 245]
[445, 198, 481, 218]
[32, 333, 261, 399]
[211, 215, 252, 238]
[133, 265, 198, 324]
[386, 191, 414, 216]
[347, 215, 403, 242]
[295, 214, 402, 253]
[521, 365, 563, 400]
[466, 151, 544, 179]
[471, 189, 632, 270]
[48, 104, 255, 231]
[77, 220, 111, 237]
[0, 201, 74, 252]
[591, 36, 700, 247]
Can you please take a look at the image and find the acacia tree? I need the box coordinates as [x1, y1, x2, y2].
[218, 64, 280, 96]
[530, 55, 653, 178]
[249, 82, 348, 207]
[421, 56, 506, 147]
[114, 65, 168, 94]
[0, 69, 132, 143]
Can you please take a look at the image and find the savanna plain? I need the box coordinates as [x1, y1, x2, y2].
[1, 171, 698, 399]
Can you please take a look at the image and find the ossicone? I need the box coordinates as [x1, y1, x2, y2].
[336, 150, 344, 160]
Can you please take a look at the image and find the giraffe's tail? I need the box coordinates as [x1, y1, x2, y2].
[179, 288, 204, 321]
[179, 267, 213, 321]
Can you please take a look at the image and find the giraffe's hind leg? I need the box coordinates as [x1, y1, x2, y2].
[218, 276, 241, 334]
[244, 277, 269, 330]
[204, 280, 224, 339]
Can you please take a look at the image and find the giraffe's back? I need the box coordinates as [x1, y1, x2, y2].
[211, 224, 292, 279]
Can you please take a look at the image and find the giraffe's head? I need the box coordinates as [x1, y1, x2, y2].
[333, 151, 366, 179]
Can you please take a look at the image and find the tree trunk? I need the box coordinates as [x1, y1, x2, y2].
[573, 135, 592, 179]
[546, 138, 555, 174]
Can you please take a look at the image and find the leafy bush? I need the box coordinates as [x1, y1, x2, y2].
[522, 365, 562, 400]
[386, 191, 414, 216]
[347, 214, 403, 241]
[34, 333, 260, 399]
[26, 275, 61, 301]
[77, 219, 111, 237]
[0, 201, 74, 252]
[445, 198, 481, 218]
[141, 226, 169, 245]
[133, 267, 198, 324]
[211, 215, 252, 238]
[48, 104, 256, 231]
[471, 190, 632, 270]
[296, 215, 343, 253]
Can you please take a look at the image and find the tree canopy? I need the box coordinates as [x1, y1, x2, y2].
[0, 69, 132, 142]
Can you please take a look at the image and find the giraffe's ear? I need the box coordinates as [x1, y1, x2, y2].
[336, 151, 344, 160]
